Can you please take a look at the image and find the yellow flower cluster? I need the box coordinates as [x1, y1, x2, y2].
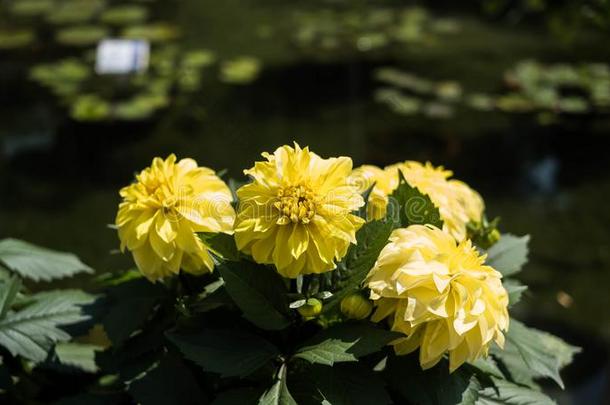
[115, 146, 510, 373]
[116, 155, 235, 281]
[350, 161, 484, 241]
[366, 225, 509, 371]
[234, 143, 365, 278]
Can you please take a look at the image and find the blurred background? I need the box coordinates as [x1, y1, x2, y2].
[1, 0, 610, 402]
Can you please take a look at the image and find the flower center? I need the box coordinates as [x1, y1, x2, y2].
[274, 185, 316, 225]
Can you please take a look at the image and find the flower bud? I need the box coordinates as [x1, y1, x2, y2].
[488, 229, 501, 245]
[340, 293, 373, 320]
[298, 298, 322, 318]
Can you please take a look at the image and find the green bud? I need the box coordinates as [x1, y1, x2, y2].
[340, 293, 373, 320]
[298, 298, 322, 318]
[488, 229, 501, 245]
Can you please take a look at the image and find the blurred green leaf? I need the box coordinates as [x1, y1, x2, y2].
[486, 234, 530, 276]
[52, 342, 102, 373]
[0, 276, 22, 318]
[258, 364, 296, 405]
[492, 319, 580, 389]
[0, 290, 95, 362]
[0, 238, 93, 282]
[477, 377, 555, 405]
[504, 279, 528, 306]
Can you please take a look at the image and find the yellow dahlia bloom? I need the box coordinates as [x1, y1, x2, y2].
[116, 154, 235, 281]
[366, 225, 509, 372]
[351, 161, 484, 241]
[234, 144, 365, 278]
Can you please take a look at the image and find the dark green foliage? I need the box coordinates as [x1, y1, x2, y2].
[127, 355, 208, 405]
[296, 322, 402, 362]
[217, 261, 291, 330]
[389, 170, 443, 229]
[167, 329, 280, 378]
[325, 220, 394, 312]
[101, 278, 168, 347]
[291, 363, 392, 405]
[200, 233, 240, 261]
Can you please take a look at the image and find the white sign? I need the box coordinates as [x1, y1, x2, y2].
[95, 39, 150, 75]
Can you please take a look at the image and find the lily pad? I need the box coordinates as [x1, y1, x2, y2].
[220, 57, 261, 84]
[114, 93, 169, 120]
[182, 50, 216, 68]
[0, 29, 35, 49]
[10, 0, 55, 17]
[178, 70, 202, 92]
[56, 25, 109, 46]
[30, 59, 90, 96]
[71, 95, 111, 121]
[557, 97, 588, 113]
[45, 0, 105, 25]
[100, 5, 149, 25]
[375, 88, 421, 115]
[122, 23, 179, 43]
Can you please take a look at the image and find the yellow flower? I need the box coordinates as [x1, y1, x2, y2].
[116, 154, 235, 281]
[351, 161, 484, 241]
[234, 144, 365, 278]
[366, 225, 509, 372]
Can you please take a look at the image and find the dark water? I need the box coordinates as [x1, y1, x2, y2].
[2, 0, 610, 400]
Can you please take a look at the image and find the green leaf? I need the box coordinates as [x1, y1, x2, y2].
[326, 220, 394, 311]
[0, 238, 93, 282]
[52, 342, 101, 372]
[259, 364, 297, 405]
[189, 279, 232, 314]
[0, 275, 22, 318]
[384, 354, 479, 405]
[469, 357, 504, 379]
[298, 322, 402, 361]
[0, 290, 95, 362]
[292, 363, 391, 405]
[388, 171, 443, 229]
[294, 339, 357, 366]
[503, 279, 528, 306]
[102, 278, 167, 347]
[166, 328, 280, 378]
[94, 269, 142, 287]
[492, 319, 580, 389]
[127, 355, 208, 405]
[200, 233, 239, 261]
[217, 261, 290, 330]
[476, 377, 556, 405]
[357, 183, 377, 219]
[486, 235, 530, 276]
